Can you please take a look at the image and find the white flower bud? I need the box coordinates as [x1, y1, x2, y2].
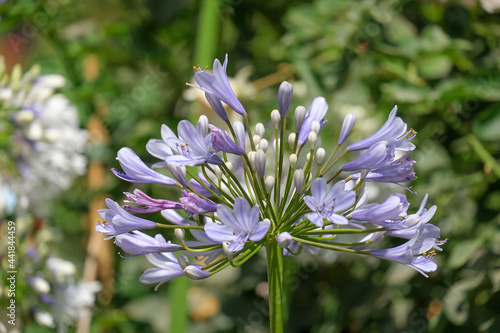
[289, 154, 297, 168]
[294, 105, 306, 133]
[214, 166, 222, 180]
[198, 115, 209, 137]
[222, 242, 233, 261]
[311, 120, 321, 134]
[44, 129, 60, 143]
[288, 133, 296, 150]
[306, 152, 311, 162]
[253, 134, 261, 146]
[308, 132, 317, 149]
[26, 122, 44, 141]
[258, 138, 269, 152]
[30, 277, 51, 294]
[265, 176, 275, 193]
[255, 123, 265, 138]
[225, 161, 233, 171]
[255, 149, 266, 178]
[15, 109, 35, 124]
[34, 309, 55, 328]
[248, 151, 256, 169]
[271, 109, 281, 129]
[294, 169, 305, 193]
[316, 148, 326, 164]
[175, 228, 186, 246]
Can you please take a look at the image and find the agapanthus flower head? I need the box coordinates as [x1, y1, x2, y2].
[97, 54, 444, 291]
[0, 60, 88, 216]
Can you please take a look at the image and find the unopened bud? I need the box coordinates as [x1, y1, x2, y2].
[294, 169, 305, 193]
[177, 254, 190, 270]
[15, 110, 35, 124]
[288, 133, 296, 149]
[277, 232, 293, 249]
[338, 113, 356, 144]
[294, 106, 306, 133]
[253, 134, 261, 146]
[255, 123, 265, 138]
[311, 120, 321, 134]
[265, 176, 275, 193]
[278, 81, 293, 117]
[225, 161, 233, 171]
[308, 132, 317, 149]
[316, 148, 326, 164]
[271, 109, 281, 129]
[306, 152, 311, 162]
[258, 139, 269, 152]
[248, 151, 256, 169]
[198, 115, 209, 137]
[175, 228, 186, 246]
[289, 154, 297, 168]
[255, 150, 266, 178]
[222, 242, 233, 261]
[214, 166, 222, 180]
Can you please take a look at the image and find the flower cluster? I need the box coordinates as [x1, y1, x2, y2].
[0, 60, 88, 216]
[97, 54, 446, 290]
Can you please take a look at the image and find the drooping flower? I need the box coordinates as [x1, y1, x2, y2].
[341, 141, 395, 171]
[123, 189, 183, 213]
[96, 198, 157, 238]
[115, 231, 180, 256]
[112, 147, 177, 186]
[139, 253, 210, 291]
[304, 179, 356, 227]
[350, 193, 409, 223]
[351, 153, 416, 185]
[209, 124, 246, 155]
[180, 190, 217, 215]
[204, 197, 270, 252]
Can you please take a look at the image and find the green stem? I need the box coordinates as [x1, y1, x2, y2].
[266, 240, 284, 333]
[170, 277, 190, 333]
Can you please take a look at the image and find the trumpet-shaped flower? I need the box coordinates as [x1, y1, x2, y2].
[204, 197, 270, 252]
[115, 231, 181, 256]
[123, 189, 183, 213]
[304, 179, 356, 227]
[297, 97, 328, 145]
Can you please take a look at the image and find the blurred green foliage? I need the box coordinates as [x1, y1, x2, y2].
[1, 0, 499, 332]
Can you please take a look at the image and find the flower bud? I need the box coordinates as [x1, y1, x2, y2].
[233, 121, 246, 150]
[277, 232, 293, 249]
[289, 154, 297, 168]
[316, 148, 326, 164]
[223, 242, 233, 261]
[225, 161, 233, 171]
[311, 120, 321, 134]
[255, 123, 265, 138]
[198, 115, 209, 137]
[278, 81, 293, 117]
[294, 106, 306, 133]
[174, 228, 186, 246]
[15, 109, 35, 124]
[271, 109, 281, 129]
[184, 265, 210, 280]
[294, 169, 305, 193]
[288, 133, 296, 149]
[29, 277, 51, 294]
[258, 138, 269, 152]
[253, 135, 261, 146]
[214, 166, 222, 180]
[255, 149, 266, 178]
[338, 113, 356, 144]
[308, 132, 317, 149]
[248, 151, 256, 169]
[177, 254, 190, 270]
[265, 176, 275, 193]
[306, 152, 311, 162]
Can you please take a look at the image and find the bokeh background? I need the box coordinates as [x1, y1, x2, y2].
[1, 0, 500, 332]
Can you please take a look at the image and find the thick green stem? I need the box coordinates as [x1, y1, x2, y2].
[266, 240, 284, 333]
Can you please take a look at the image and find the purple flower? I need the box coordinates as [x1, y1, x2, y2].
[351, 153, 416, 185]
[139, 253, 209, 290]
[204, 197, 270, 252]
[278, 81, 293, 117]
[348, 106, 416, 151]
[163, 120, 223, 166]
[304, 179, 356, 227]
[205, 92, 228, 121]
[338, 113, 356, 144]
[370, 226, 440, 277]
[350, 193, 409, 224]
[115, 231, 180, 256]
[188, 54, 246, 115]
[112, 147, 177, 186]
[160, 209, 191, 226]
[184, 219, 223, 264]
[96, 198, 157, 238]
[341, 141, 395, 171]
[180, 190, 217, 215]
[297, 97, 328, 145]
[209, 125, 246, 155]
[146, 124, 176, 166]
[188, 173, 219, 198]
[123, 189, 183, 213]
[233, 121, 246, 151]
